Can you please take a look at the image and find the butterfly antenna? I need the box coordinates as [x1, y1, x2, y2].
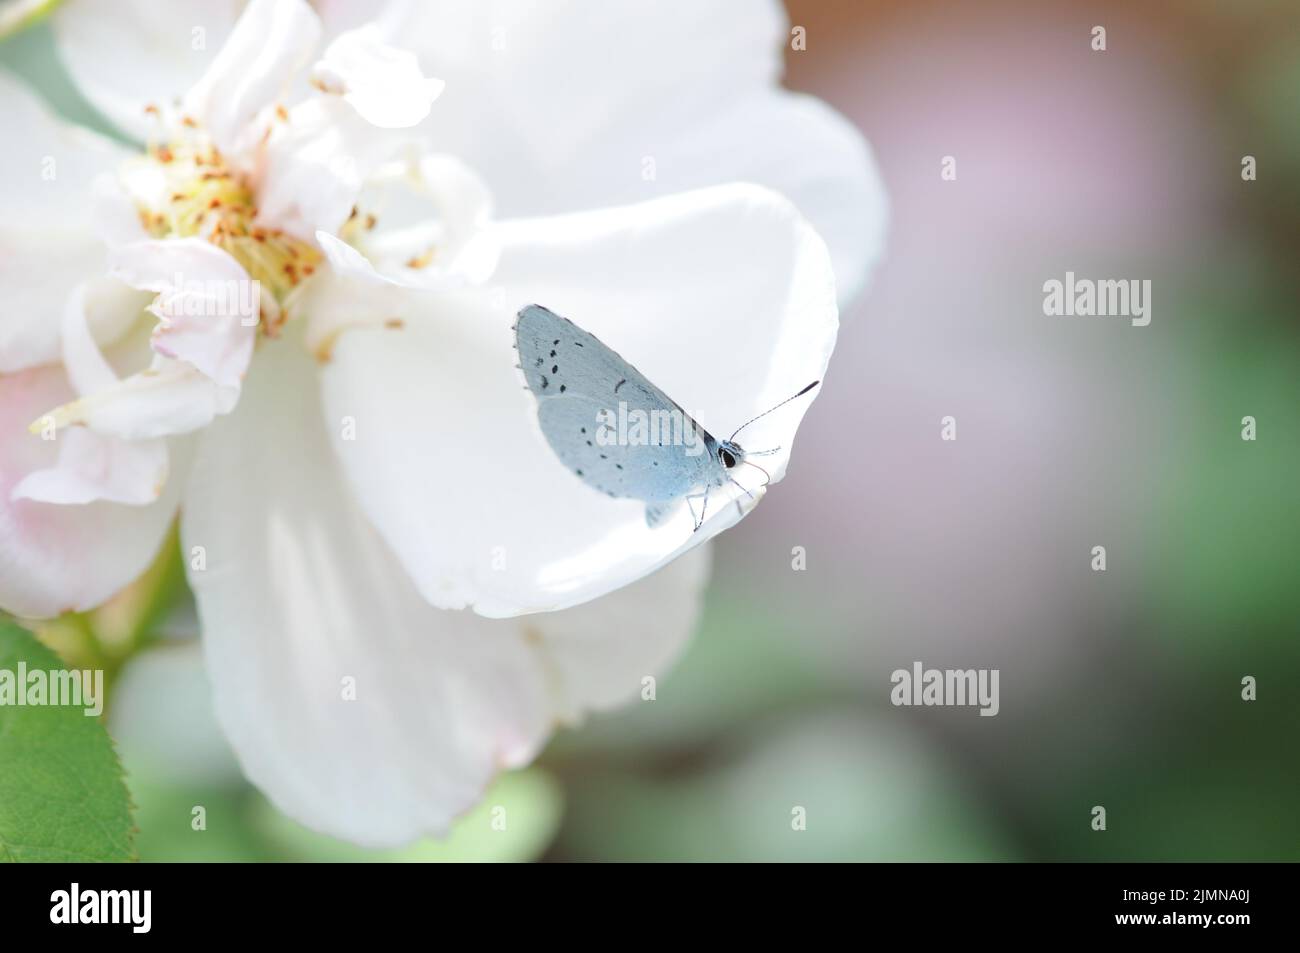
[728, 381, 820, 442]
[739, 459, 772, 488]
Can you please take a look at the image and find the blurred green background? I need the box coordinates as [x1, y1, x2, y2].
[3, 0, 1296, 861]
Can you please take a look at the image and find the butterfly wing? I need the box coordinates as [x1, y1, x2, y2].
[515, 304, 718, 506]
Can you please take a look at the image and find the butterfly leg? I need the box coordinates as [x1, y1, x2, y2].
[727, 476, 757, 519]
[685, 489, 711, 532]
[728, 476, 756, 503]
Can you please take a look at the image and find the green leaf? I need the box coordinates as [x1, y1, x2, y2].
[0, 621, 134, 861]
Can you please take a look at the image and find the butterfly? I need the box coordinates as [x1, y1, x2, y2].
[514, 304, 817, 530]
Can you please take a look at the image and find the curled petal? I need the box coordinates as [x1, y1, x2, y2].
[13, 285, 171, 506]
[350, 153, 499, 283]
[60, 283, 121, 397]
[39, 271, 240, 442]
[109, 237, 257, 392]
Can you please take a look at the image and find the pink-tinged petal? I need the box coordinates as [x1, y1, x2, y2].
[319, 184, 836, 615]
[0, 69, 135, 372]
[312, 25, 444, 128]
[183, 333, 709, 845]
[11, 426, 168, 506]
[182, 0, 322, 155]
[0, 365, 183, 619]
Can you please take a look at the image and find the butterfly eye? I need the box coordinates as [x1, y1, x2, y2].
[719, 448, 737, 469]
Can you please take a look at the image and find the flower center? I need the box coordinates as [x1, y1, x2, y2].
[135, 129, 322, 336]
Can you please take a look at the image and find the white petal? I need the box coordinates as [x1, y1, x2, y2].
[0, 69, 134, 372]
[52, 0, 383, 143]
[109, 238, 259, 390]
[253, 97, 416, 239]
[91, 172, 150, 247]
[312, 24, 444, 128]
[40, 359, 233, 441]
[391, 0, 883, 300]
[0, 365, 182, 619]
[519, 543, 711, 726]
[183, 334, 709, 845]
[320, 184, 836, 615]
[182, 0, 322, 155]
[298, 230, 421, 360]
[395, 1, 784, 169]
[52, 0, 241, 141]
[611, 92, 888, 304]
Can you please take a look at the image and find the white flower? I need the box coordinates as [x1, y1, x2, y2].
[0, 0, 886, 844]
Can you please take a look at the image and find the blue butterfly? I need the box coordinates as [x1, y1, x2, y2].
[514, 304, 817, 530]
